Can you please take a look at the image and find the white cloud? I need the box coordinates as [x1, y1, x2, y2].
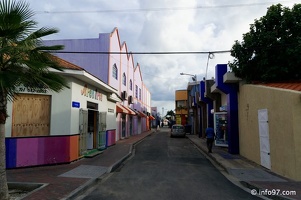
[27, 0, 301, 113]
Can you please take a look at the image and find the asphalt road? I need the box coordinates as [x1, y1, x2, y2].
[80, 129, 261, 200]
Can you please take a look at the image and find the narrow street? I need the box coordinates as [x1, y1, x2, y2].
[79, 128, 261, 200]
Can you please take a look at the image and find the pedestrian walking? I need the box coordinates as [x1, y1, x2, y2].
[205, 125, 215, 153]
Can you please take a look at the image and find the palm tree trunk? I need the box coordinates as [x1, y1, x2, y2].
[0, 90, 9, 200]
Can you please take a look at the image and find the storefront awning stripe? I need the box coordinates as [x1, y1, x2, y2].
[116, 104, 129, 114]
[128, 107, 139, 115]
[123, 106, 136, 115]
[138, 111, 147, 118]
[149, 116, 155, 120]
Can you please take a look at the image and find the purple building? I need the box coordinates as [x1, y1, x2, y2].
[44, 27, 153, 141]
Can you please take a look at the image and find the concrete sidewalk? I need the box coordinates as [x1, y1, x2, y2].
[7, 130, 155, 200]
[187, 135, 301, 200]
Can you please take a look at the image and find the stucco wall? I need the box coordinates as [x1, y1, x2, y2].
[43, 36, 110, 83]
[239, 84, 301, 180]
[5, 83, 72, 137]
[175, 90, 187, 100]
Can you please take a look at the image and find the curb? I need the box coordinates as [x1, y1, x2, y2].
[109, 130, 154, 173]
[187, 136, 295, 200]
[62, 178, 100, 200]
[64, 130, 154, 200]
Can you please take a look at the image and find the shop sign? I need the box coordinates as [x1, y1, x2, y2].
[18, 86, 47, 94]
[220, 105, 227, 111]
[81, 84, 102, 101]
[72, 101, 80, 108]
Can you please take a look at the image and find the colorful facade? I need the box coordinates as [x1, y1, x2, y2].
[43, 27, 152, 141]
[181, 63, 301, 180]
[175, 90, 188, 126]
[5, 28, 154, 168]
[5, 59, 119, 168]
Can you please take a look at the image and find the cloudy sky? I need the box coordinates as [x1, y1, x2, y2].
[28, 0, 300, 115]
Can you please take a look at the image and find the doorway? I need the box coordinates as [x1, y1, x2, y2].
[129, 116, 133, 136]
[121, 114, 126, 138]
[87, 110, 96, 149]
[87, 102, 98, 150]
[258, 109, 271, 169]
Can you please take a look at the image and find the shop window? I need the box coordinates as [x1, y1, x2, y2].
[112, 63, 118, 80]
[12, 94, 51, 137]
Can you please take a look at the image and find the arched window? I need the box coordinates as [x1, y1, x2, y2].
[139, 88, 141, 100]
[135, 85, 138, 98]
[129, 79, 132, 90]
[122, 73, 126, 86]
[112, 64, 118, 80]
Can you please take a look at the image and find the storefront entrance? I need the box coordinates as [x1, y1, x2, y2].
[121, 114, 126, 138]
[87, 110, 96, 149]
[129, 116, 133, 136]
[79, 102, 107, 155]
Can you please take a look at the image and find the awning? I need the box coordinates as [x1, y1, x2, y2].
[137, 111, 147, 118]
[128, 107, 139, 115]
[116, 104, 129, 114]
[149, 116, 155, 120]
[123, 106, 136, 115]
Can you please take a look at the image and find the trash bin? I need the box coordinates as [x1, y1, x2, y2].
[97, 131, 107, 150]
[184, 125, 192, 134]
[106, 129, 116, 147]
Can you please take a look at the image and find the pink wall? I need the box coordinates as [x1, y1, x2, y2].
[6, 136, 78, 168]
[106, 129, 116, 146]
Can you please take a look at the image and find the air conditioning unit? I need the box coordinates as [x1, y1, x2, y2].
[128, 95, 133, 104]
[121, 91, 127, 100]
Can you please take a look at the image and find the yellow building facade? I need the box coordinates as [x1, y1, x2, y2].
[175, 90, 188, 125]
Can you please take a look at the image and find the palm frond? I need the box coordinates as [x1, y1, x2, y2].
[0, 0, 36, 40]
[35, 45, 64, 51]
[0, 0, 69, 101]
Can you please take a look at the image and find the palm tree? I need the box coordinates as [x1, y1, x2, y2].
[0, 0, 68, 199]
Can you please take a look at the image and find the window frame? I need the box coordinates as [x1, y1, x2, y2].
[129, 79, 132, 91]
[135, 85, 138, 98]
[112, 63, 118, 80]
[139, 88, 141, 100]
[122, 73, 126, 86]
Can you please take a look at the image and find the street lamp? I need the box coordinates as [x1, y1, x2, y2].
[180, 72, 197, 81]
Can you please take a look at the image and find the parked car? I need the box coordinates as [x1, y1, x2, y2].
[170, 124, 186, 138]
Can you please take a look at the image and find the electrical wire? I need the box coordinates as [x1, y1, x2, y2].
[35, 1, 297, 14]
[50, 50, 231, 55]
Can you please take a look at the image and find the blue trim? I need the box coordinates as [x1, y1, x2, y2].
[215, 64, 239, 154]
[200, 81, 214, 127]
[5, 138, 17, 168]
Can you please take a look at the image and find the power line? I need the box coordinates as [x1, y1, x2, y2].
[35, 1, 296, 14]
[50, 50, 231, 55]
